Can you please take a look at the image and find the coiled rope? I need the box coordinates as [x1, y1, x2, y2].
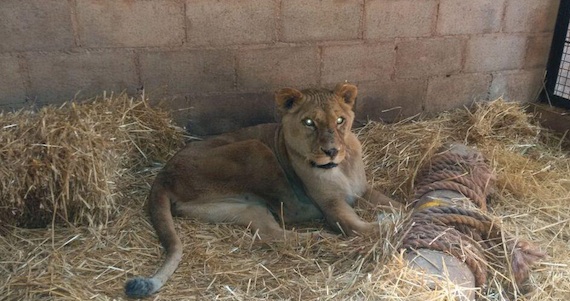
[401, 145, 545, 289]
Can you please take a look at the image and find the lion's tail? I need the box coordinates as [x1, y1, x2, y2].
[125, 185, 183, 298]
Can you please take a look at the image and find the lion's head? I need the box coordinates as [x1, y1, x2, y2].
[275, 83, 358, 169]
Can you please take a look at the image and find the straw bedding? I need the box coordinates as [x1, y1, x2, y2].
[0, 97, 569, 300]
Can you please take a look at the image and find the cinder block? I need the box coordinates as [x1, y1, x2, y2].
[281, 0, 361, 42]
[140, 50, 235, 96]
[464, 35, 527, 73]
[490, 69, 544, 102]
[183, 92, 275, 136]
[27, 51, 138, 103]
[365, 0, 437, 39]
[504, 0, 560, 33]
[525, 34, 554, 69]
[322, 43, 395, 84]
[0, 0, 74, 51]
[395, 38, 463, 79]
[0, 56, 26, 106]
[437, 0, 504, 35]
[186, 0, 276, 46]
[356, 79, 427, 123]
[237, 46, 319, 91]
[425, 73, 492, 114]
[76, 0, 184, 47]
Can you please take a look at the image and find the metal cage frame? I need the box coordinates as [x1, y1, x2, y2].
[544, 0, 570, 108]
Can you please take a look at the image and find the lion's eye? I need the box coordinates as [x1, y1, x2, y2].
[302, 118, 315, 127]
[336, 117, 345, 125]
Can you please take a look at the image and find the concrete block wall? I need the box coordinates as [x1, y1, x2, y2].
[0, 0, 560, 135]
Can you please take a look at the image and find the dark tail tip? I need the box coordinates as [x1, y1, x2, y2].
[125, 277, 159, 298]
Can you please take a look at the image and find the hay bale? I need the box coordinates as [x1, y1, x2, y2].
[0, 93, 185, 231]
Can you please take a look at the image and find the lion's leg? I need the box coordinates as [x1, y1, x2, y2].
[358, 186, 405, 212]
[173, 199, 307, 242]
[319, 199, 380, 236]
[359, 187, 407, 225]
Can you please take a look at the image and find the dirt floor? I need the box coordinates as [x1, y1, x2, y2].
[1, 99, 569, 300]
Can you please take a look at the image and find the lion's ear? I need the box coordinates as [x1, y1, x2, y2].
[334, 83, 358, 108]
[275, 87, 304, 115]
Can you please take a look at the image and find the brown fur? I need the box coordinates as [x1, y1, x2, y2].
[124, 83, 403, 298]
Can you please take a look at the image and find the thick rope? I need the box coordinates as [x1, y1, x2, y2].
[401, 146, 545, 291]
[404, 221, 488, 287]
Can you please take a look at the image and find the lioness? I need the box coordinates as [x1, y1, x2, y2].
[125, 83, 402, 298]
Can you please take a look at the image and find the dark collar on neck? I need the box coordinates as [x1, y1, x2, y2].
[273, 126, 313, 204]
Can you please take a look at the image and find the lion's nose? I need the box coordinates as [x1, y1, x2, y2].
[321, 147, 338, 158]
